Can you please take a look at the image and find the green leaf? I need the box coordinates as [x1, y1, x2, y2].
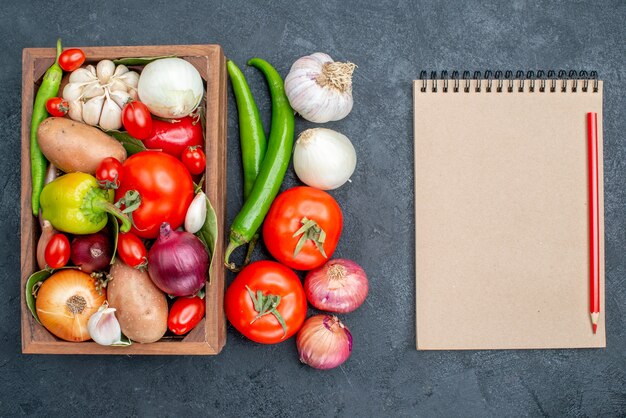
[112, 55, 176, 66]
[195, 194, 219, 283]
[109, 214, 119, 264]
[105, 130, 146, 155]
[111, 334, 133, 347]
[25, 269, 53, 324]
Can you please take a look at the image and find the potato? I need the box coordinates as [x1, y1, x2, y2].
[37, 117, 126, 174]
[108, 260, 168, 343]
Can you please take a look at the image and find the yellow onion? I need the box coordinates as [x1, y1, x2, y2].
[36, 270, 106, 342]
[296, 315, 352, 370]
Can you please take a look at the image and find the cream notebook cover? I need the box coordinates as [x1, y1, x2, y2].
[413, 72, 605, 350]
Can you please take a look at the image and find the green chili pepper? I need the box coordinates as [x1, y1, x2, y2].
[31, 39, 64, 216]
[224, 58, 295, 270]
[227, 60, 268, 199]
[40, 172, 132, 235]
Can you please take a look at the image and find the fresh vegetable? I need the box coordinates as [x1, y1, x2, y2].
[70, 233, 112, 274]
[181, 146, 206, 175]
[58, 48, 86, 72]
[106, 130, 147, 156]
[284, 53, 356, 123]
[115, 151, 194, 238]
[35, 269, 106, 342]
[31, 39, 63, 216]
[44, 233, 70, 269]
[184, 191, 207, 234]
[117, 231, 147, 269]
[37, 117, 127, 174]
[296, 315, 353, 370]
[107, 260, 168, 343]
[194, 193, 219, 282]
[95, 156, 124, 189]
[37, 220, 57, 270]
[147, 223, 208, 297]
[87, 304, 122, 346]
[113, 55, 176, 66]
[225, 261, 307, 344]
[45, 97, 69, 117]
[263, 186, 343, 270]
[227, 60, 267, 199]
[305, 259, 368, 313]
[168, 296, 205, 335]
[40, 172, 131, 234]
[140, 116, 203, 159]
[137, 58, 204, 118]
[122, 101, 153, 140]
[224, 58, 295, 269]
[293, 128, 357, 190]
[63, 60, 139, 130]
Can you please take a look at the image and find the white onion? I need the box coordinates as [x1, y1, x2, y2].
[293, 128, 357, 190]
[138, 58, 204, 119]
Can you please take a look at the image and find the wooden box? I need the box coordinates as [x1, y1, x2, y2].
[20, 45, 227, 355]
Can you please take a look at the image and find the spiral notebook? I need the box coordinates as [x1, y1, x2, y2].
[414, 71, 605, 350]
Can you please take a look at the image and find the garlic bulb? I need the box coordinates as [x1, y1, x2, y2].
[62, 60, 139, 130]
[293, 128, 357, 190]
[285, 53, 356, 123]
[87, 304, 122, 346]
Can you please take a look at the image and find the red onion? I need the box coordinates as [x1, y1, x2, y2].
[147, 222, 208, 296]
[304, 259, 368, 313]
[70, 233, 112, 274]
[297, 315, 352, 370]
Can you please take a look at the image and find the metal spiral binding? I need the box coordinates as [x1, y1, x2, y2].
[418, 70, 599, 93]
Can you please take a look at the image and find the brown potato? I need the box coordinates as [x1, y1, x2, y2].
[108, 260, 168, 343]
[37, 117, 126, 174]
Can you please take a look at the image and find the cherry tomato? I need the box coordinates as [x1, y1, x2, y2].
[181, 146, 206, 175]
[122, 101, 153, 140]
[115, 151, 194, 239]
[142, 116, 204, 158]
[225, 261, 307, 344]
[263, 186, 343, 271]
[117, 232, 147, 269]
[58, 48, 86, 72]
[44, 234, 71, 269]
[95, 157, 124, 189]
[168, 296, 205, 335]
[45, 97, 69, 117]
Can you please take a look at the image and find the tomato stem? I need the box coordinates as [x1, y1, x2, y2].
[245, 285, 287, 337]
[292, 217, 327, 258]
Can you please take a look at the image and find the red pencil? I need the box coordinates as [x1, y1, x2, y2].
[587, 112, 600, 334]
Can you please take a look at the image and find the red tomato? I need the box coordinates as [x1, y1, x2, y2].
[263, 186, 343, 271]
[95, 157, 124, 189]
[225, 261, 307, 344]
[181, 146, 206, 175]
[168, 296, 205, 335]
[58, 48, 86, 72]
[45, 97, 69, 117]
[117, 232, 147, 269]
[122, 101, 153, 140]
[142, 116, 203, 158]
[115, 151, 194, 239]
[44, 234, 71, 269]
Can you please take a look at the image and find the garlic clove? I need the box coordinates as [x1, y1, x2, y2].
[67, 99, 83, 122]
[82, 95, 105, 126]
[62, 82, 85, 102]
[110, 90, 132, 109]
[88, 305, 122, 346]
[117, 71, 139, 89]
[184, 191, 208, 234]
[129, 89, 139, 101]
[85, 64, 97, 77]
[112, 64, 130, 78]
[109, 79, 129, 92]
[69, 68, 97, 83]
[99, 97, 123, 130]
[82, 83, 105, 100]
[96, 60, 116, 84]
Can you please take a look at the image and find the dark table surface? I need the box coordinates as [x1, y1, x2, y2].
[2, 0, 625, 416]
